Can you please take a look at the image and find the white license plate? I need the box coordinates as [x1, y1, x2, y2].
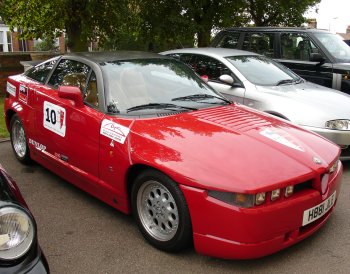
[302, 191, 336, 226]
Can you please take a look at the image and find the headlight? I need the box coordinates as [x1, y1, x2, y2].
[325, 120, 350, 130]
[329, 159, 340, 174]
[208, 186, 295, 208]
[208, 191, 255, 208]
[0, 206, 35, 260]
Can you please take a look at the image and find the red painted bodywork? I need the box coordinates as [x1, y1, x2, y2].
[4, 73, 342, 259]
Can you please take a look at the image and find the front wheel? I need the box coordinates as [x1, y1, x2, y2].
[131, 169, 192, 252]
[10, 114, 31, 164]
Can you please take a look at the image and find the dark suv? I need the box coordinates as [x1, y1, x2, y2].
[211, 27, 350, 93]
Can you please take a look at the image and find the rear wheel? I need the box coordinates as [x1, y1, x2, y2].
[10, 114, 31, 164]
[131, 169, 192, 252]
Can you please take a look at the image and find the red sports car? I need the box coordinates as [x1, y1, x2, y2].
[3, 52, 342, 259]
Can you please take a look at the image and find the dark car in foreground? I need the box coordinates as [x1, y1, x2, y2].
[0, 164, 49, 273]
[3, 51, 342, 259]
[211, 27, 350, 93]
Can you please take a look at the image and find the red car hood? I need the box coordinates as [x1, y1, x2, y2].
[128, 105, 340, 193]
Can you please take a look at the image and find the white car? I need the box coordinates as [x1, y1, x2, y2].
[161, 47, 350, 159]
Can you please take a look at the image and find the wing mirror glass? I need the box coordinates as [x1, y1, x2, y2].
[58, 86, 84, 107]
[219, 74, 234, 85]
[310, 53, 325, 64]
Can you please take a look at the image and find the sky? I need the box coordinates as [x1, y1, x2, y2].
[305, 0, 350, 33]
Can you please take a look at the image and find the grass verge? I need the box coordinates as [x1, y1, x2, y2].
[0, 96, 10, 139]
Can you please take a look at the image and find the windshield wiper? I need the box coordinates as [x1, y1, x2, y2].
[126, 103, 197, 113]
[276, 79, 295, 86]
[171, 94, 231, 104]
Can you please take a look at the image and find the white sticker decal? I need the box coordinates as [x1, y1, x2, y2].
[100, 119, 130, 144]
[260, 128, 304, 152]
[28, 138, 46, 151]
[19, 85, 28, 103]
[6, 82, 16, 97]
[43, 101, 66, 137]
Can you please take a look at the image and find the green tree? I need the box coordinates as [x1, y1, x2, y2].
[0, 0, 128, 52]
[244, 0, 321, 26]
[132, 0, 247, 49]
[131, 0, 319, 49]
[34, 36, 58, 52]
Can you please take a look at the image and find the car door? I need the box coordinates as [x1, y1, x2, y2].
[33, 58, 104, 184]
[276, 32, 333, 88]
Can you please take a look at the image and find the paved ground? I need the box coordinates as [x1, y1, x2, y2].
[0, 140, 349, 274]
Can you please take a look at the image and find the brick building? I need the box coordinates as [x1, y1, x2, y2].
[0, 19, 65, 53]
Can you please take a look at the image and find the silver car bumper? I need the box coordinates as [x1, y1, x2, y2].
[303, 125, 350, 160]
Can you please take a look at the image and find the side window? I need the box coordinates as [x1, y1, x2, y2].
[168, 53, 197, 71]
[25, 58, 58, 83]
[48, 59, 90, 93]
[217, 33, 240, 49]
[85, 71, 99, 108]
[191, 55, 232, 82]
[242, 33, 274, 57]
[281, 33, 319, 61]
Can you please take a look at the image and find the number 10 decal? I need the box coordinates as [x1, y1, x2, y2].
[43, 101, 66, 137]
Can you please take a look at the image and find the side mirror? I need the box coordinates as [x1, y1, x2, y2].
[219, 74, 234, 85]
[58, 86, 84, 107]
[310, 53, 325, 64]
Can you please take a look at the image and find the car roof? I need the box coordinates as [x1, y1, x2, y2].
[161, 47, 260, 59]
[222, 27, 331, 33]
[64, 51, 169, 63]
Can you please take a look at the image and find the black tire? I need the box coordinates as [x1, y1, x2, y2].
[10, 114, 31, 164]
[131, 169, 192, 252]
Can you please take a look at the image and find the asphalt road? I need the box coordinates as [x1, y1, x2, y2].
[0, 140, 349, 274]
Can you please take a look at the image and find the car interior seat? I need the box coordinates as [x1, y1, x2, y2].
[61, 73, 87, 93]
[296, 40, 311, 61]
[85, 80, 99, 107]
[281, 37, 295, 59]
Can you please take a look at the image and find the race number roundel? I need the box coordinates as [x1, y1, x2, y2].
[43, 101, 66, 137]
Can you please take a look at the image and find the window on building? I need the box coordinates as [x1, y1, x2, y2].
[19, 39, 28, 52]
[6, 31, 12, 52]
[0, 31, 4, 52]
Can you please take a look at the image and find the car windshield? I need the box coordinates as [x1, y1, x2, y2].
[101, 58, 229, 115]
[226, 55, 301, 86]
[313, 32, 350, 62]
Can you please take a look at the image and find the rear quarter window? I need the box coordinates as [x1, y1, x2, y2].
[25, 58, 58, 83]
[216, 32, 240, 49]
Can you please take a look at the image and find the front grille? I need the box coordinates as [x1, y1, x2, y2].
[157, 111, 186, 117]
[294, 180, 313, 193]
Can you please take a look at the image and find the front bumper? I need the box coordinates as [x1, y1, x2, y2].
[302, 125, 350, 160]
[180, 162, 342, 259]
[0, 245, 49, 274]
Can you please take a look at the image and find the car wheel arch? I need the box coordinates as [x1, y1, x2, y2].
[126, 164, 189, 211]
[126, 164, 152, 199]
[129, 166, 193, 252]
[5, 109, 16, 131]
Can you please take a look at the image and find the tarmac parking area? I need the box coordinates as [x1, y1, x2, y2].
[1, 140, 350, 274]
